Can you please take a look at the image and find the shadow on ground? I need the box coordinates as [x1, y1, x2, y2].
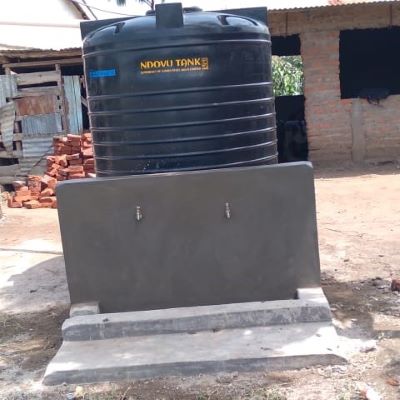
[322, 272, 400, 340]
[0, 255, 69, 314]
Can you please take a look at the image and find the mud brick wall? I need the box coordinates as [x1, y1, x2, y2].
[269, 3, 400, 163]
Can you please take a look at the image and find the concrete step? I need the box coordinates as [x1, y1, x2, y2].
[44, 321, 344, 385]
[63, 288, 332, 341]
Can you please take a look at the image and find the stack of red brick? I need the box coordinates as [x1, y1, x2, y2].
[7, 132, 95, 209]
[7, 175, 57, 209]
[48, 133, 94, 180]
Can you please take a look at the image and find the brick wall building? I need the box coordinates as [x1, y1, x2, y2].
[269, 1, 400, 164]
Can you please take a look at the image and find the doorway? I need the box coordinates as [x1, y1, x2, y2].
[272, 34, 308, 162]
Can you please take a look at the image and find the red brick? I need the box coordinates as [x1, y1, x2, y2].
[82, 147, 93, 157]
[69, 172, 86, 179]
[68, 165, 84, 173]
[39, 196, 57, 207]
[81, 141, 92, 148]
[51, 163, 61, 171]
[59, 168, 69, 177]
[24, 200, 41, 209]
[39, 203, 53, 208]
[16, 186, 30, 194]
[83, 158, 94, 165]
[28, 175, 42, 195]
[14, 193, 32, 202]
[8, 198, 22, 208]
[67, 134, 81, 141]
[66, 153, 81, 161]
[47, 168, 58, 177]
[82, 132, 92, 141]
[69, 158, 83, 166]
[12, 180, 26, 190]
[41, 174, 57, 190]
[40, 188, 55, 197]
[391, 279, 400, 292]
[55, 155, 68, 167]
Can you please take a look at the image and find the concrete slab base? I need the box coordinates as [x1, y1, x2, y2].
[44, 289, 345, 386]
[63, 288, 332, 341]
[44, 322, 344, 385]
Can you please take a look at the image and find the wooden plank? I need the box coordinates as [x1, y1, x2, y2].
[16, 71, 60, 86]
[81, 96, 88, 108]
[15, 95, 58, 116]
[15, 141, 22, 155]
[74, 78, 83, 133]
[56, 64, 69, 133]
[3, 57, 82, 69]
[64, 76, 83, 134]
[14, 87, 61, 98]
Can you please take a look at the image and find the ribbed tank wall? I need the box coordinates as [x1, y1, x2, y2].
[83, 7, 277, 177]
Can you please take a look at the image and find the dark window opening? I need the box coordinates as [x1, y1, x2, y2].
[272, 35, 301, 56]
[340, 27, 400, 99]
[271, 35, 308, 162]
[271, 35, 304, 97]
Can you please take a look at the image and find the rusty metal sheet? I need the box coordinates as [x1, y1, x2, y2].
[15, 94, 59, 116]
[21, 114, 63, 135]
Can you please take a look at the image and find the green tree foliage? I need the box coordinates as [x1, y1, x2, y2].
[272, 56, 304, 97]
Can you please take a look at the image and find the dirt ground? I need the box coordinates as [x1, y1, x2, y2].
[0, 164, 399, 400]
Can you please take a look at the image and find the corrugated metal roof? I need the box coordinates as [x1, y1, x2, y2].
[269, 0, 398, 11]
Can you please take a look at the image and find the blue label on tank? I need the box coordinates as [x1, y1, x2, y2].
[89, 69, 116, 78]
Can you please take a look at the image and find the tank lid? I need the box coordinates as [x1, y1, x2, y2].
[81, 4, 268, 42]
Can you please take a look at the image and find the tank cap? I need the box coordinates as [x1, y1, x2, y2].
[154, 3, 184, 28]
[146, 6, 202, 16]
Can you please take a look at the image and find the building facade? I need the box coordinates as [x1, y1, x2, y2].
[269, 1, 400, 164]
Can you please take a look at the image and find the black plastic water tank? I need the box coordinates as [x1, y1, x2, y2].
[82, 3, 277, 177]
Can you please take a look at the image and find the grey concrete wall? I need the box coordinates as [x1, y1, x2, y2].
[57, 163, 321, 313]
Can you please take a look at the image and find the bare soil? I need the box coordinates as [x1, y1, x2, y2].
[0, 164, 399, 400]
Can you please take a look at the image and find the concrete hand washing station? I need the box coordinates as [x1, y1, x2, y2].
[44, 3, 344, 385]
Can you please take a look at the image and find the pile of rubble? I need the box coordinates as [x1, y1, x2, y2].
[7, 176, 57, 209]
[7, 132, 95, 209]
[49, 133, 94, 180]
